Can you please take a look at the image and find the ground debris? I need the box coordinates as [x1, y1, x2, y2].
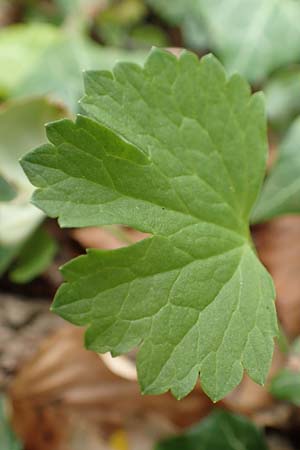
[0, 293, 62, 389]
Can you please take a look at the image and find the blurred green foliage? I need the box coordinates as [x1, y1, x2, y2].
[156, 410, 268, 450]
[0, 23, 146, 111]
[0, 97, 64, 279]
[0, 396, 23, 450]
[270, 338, 300, 406]
[252, 118, 300, 223]
[147, 0, 300, 82]
[0, 1, 299, 448]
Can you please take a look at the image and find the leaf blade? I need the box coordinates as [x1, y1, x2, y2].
[22, 49, 277, 401]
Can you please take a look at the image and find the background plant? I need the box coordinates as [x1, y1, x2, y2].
[1, 1, 300, 449]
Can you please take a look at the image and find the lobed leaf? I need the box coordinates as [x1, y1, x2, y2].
[21, 49, 278, 401]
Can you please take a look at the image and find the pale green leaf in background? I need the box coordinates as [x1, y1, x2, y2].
[252, 117, 300, 223]
[198, 0, 300, 82]
[0, 246, 20, 278]
[0, 23, 59, 98]
[269, 338, 300, 406]
[129, 25, 169, 48]
[147, 0, 300, 82]
[0, 175, 16, 202]
[10, 227, 57, 284]
[270, 369, 300, 406]
[22, 49, 277, 401]
[264, 67, 300, 131]
[96, 0, 169, 49]
[0, 97, 64, 276]
[155, 409, 268, 450]
[0, 23, 146, 112]
[146, 0, 209, 50]
[146, 0, 193, 24]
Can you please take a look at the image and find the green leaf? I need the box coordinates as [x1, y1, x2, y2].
[200, 0, 300, 81]
[0, 97, 64, 247]
[0, 245, 20, 278]
[252, 117, 300, 224]
[148, 0, 300, 82]
[0, 23, 59, 98]
[21, 49, 277, 401]
[291, 338, 300, 354]
[0, 396, 23, 450]
[130, 25, 170, 49]
[0, 176, 16, 202]
[269, 338, 300, 406]
[0, 23, 146, 112]
[146, 0, 209, 49]
[264, 67, 300, 131]
[10, 227, 57, 284]
[155, 409, 269, 450]
[146, 0, 189, 24]
[0, 97, 64, 277]
[270, 369, 300, 406]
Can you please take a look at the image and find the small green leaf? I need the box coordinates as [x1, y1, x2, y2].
[22, 49, 277, 401]
[264, 67, 300, 131]
[155, 409, 269, 450]
[146, 0, 209, 49]
[130, 25, 170, 49]
[0, 97, 64, 248]
[147, 0, 189, 24]
[0, 245, 20, 277]
[0, 98, 64, 277]
[270, 369, 300, 406]
[0, 176, 16, 201]
[252, 117, 300, 224]
[10, 227, 57, 284]
[291, 338, 300, 355]
[269, 337, 300, 406]
[0, 396, 23, 450]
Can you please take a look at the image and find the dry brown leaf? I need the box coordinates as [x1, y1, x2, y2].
[267, 434, 295, 450]
[0, 293, 62, 389]
[9, 325, 212, 450]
